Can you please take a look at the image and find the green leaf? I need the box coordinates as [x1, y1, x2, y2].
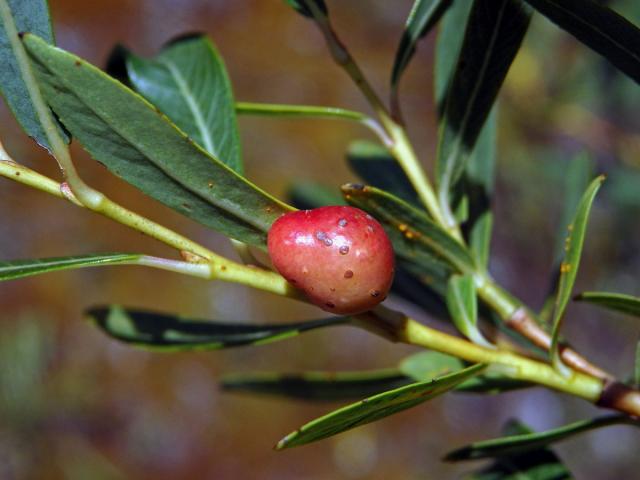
[436, 0, 531, 210]
[399, 351, 531, 394]
[550, 175, 605, 370]
[221, 369, 411, 401]
[125, 34, 242, 173]
[523, 0, 640, 85]
[346, 140, 419, 206]
[342, 183, 476, 274]
[540, 153, 593, 324]
[276, 363, 484, 449]
[391, 0, 453, 104]
[574, 291, 640, 318]
[434, 0, 473, 106]
[464, 420, 573, 480]
[445, 415, 637, 461]
[446, 274, 492, 347]
[0, 253, 142, 281]
[86, 305, 350, 351]
[0, 0, 66, 150]
[284, 0, 327, 18]
[465, 109, 497, 269]
[23, 34, 290, 246]
[287, 181, 346, 210]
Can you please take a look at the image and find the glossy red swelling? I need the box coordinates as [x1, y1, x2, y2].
[267, 206, 395, 314]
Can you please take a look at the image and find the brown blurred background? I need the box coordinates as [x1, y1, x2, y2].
[1, 1, 640, 479]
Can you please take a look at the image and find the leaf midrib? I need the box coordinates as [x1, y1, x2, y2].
[159, 57, 217, 157]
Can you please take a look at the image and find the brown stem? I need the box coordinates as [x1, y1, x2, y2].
[597, 380, 640, 418]
[507, 308, 613, 380]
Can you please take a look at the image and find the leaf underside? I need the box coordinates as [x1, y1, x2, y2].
[86, 305, 350, 351]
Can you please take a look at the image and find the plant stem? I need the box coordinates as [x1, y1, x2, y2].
[0, 154, 300, 298]
[304, 2, 461, 239]
[477, 275, 612, 380]
[235, 102, 391, 146]
[361, 306, 604, 402]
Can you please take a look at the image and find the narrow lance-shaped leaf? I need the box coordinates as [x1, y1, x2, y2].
[23, 34, 290, 246]
[540, 153, 593, 323]
[400, 351, 531, 393]
[463, 420, 573, 480]
[436, 0, 531, 214]
[465, 109, 497, 269]
[0, 253, 142, 281]
[222, 369, 411, 402]
[391, 0, 453, 110]
[446, 274, 492, 347]
[523, 0, 640, 85]
[346, 140, 419, 206]
[445, 415, 638, 461]
[550, 175, 605, 371]
[342, 183, 476, 275]
[434, 0, 473, 106]
[575, 291, 640, 318]
[124, 34, 242, 173]
[86, 305, 350, 352]
[276, 363, 484, 449]
[0, 0, 67, 150]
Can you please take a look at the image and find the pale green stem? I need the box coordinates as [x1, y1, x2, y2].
[302, 1, 461, 239]
[0, 155, 300, 298]
[235, 101, 392, 147]
[399, 317, 603, 401]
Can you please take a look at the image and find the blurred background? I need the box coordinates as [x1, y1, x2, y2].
[1, 1, 640, 478]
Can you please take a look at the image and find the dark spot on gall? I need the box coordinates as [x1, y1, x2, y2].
[74, 60, 81, 67]
[344, 270, 354, 279]
[339, 245, 349, 255]
[325, 302, 335, 309]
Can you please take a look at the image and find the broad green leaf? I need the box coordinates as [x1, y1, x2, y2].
[222, 369, 411, 401]
[445, 415, 637, 461]
[276, 363, 484, 449]
[86, 305, 350, 351]
[399, 351, 530, 393]
[346, 140, 419, 205]
[550, 175, 605, 370]
[342, 183, 476, 274]
[574, 291, 640, 318]
[284, 0, 327, 18]
[434, 0, 473, 106]
[23, 34, 290, 246]
[436, 0, 531, 210]
[464, 420, 573, 480]
[524, 0, 640, 85]
[391, 0, 453, 106]
[125, 34, 242, 173]
[0, 253, 142, 281]
[446, 274, 491, 347]
[287, 181, 346, 210]
[236, 102, 366, 123]
[0, 0, 66, 150]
